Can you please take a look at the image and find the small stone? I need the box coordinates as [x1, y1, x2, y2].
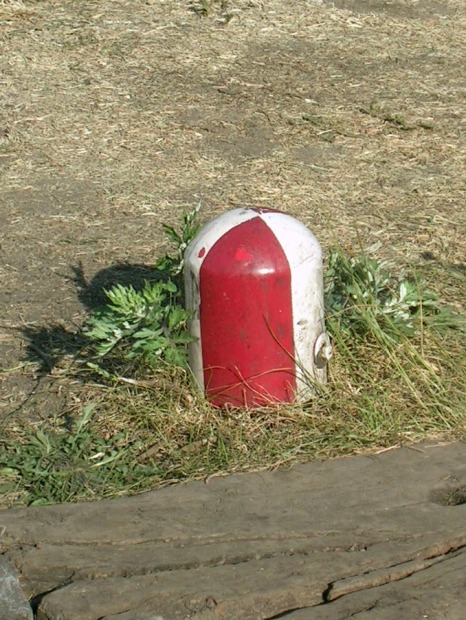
[0, 557, 33, 620]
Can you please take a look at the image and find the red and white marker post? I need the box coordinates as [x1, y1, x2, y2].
[184, 208, 331, 408]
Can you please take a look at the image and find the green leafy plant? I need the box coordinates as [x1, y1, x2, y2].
[155, 201, 201, 277]
[324, 247, 455, 340]
[84, 280, 193, 369]
[84, 204, 201, 372]
[2, 227, 464, 509]
[0, 404, 159, 506]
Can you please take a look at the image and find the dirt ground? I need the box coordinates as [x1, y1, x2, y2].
[1, 0, 465, 421]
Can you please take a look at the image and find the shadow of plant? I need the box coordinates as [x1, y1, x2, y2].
[21, 324, 86, 373]
[21, 204, 200, 375]
[21, 261, 164, 373]
[71, 261, 166, 310]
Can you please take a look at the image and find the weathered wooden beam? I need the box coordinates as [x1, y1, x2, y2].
[0, 442, 464, 619]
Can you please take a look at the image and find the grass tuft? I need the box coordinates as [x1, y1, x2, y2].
[2, 324, 464, 508]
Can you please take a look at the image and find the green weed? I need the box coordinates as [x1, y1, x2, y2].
[83, 204, 200, 374]
[1, 208, 464, 509]
[0, 404, 161, 506]
[83, 280, 193, 370]
[155, 202, 201, 278]
[324, 247, 459, 341]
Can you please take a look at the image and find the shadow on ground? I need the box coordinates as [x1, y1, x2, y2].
[21, 256, 465, 375]
[71, 261, 163, 310]
[21, 261, 163, 373]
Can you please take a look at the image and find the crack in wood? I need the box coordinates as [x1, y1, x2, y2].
[264, 607, 306, 619]
[324, 543, 466, 603]
[30, 574, 75, 615]
[28, 540, 371, 585]
[262, 546, 466, 619]
[6, 531, 349, 547]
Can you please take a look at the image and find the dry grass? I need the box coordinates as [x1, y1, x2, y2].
[0, 0, 465, 506]
[1, 314, 464, 508]
[1, 1, 465, 269]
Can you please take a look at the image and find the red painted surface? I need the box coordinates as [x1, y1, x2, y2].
[199, 217, 296, 407]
